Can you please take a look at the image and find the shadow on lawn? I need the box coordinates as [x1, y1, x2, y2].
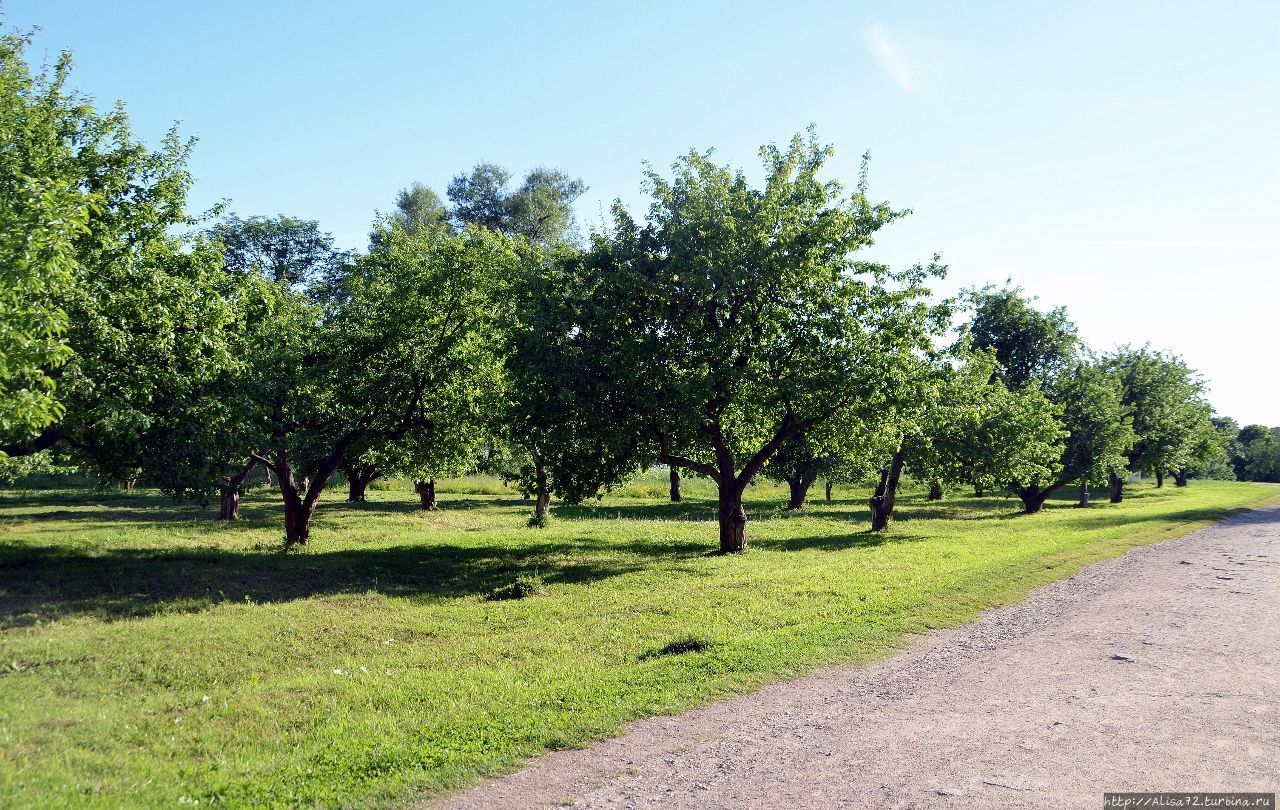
[0, 535, 669, 629]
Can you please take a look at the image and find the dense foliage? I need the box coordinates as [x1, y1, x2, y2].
[0, 31, 1248, 549]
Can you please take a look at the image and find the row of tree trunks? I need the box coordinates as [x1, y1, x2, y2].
[669, 465, 681, 502]
[869, 447, 907, 531]
[414, 479, 437, 510]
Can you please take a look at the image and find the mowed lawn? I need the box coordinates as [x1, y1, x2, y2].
[0, 475, 1274, 807]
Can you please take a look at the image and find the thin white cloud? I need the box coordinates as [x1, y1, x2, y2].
[864, 23, 916, 94]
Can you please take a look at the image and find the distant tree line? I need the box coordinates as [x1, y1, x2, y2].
[0, 29, 1241, 551]
[1211, 420, 1280, 483]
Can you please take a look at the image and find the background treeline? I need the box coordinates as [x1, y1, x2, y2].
[0, 30, 1253, 553]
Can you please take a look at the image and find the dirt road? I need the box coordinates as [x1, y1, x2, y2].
[440, 503, 1280, 809]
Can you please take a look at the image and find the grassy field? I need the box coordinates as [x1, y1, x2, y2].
[0, 473, 1274, 807]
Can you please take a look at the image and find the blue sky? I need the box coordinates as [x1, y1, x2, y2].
[8, 1, 1278, 424]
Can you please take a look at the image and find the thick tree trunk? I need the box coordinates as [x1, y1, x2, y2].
[282, 492, 317, 545]
[218, 459, 259, 521]
[870, 448, 906, 531]
[717, 482, 748, 553]
[1020, 487, 1049, 514]
[928, 481, 943, 501]
[415, 479, 437, 510]
[344, 463, 380, 502]
[219, 487, 241, 521]
[787, 477, 812, 510]
[669, 465, 682, 502]
[1109, 472, 1124, 503]
[1019, 480, 1069, 513]
[974, 485, 985, 497]
[348, 477, 367, 502]
[1077, 479, 1090, 507]
[1155, 470, 1164, 488]
[268, 449, 344, 545]
[1174, 470, 1189, 487]
[825, 480, 833, 501]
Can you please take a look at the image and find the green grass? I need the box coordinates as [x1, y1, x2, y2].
[0, 474, 1273, 807]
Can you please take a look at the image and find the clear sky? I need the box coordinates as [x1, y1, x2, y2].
[7, 1, 1278, 424]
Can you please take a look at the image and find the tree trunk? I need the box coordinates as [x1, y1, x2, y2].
[1174, 470, 1189, 487]
[928, 481, 943, 501]
[870, 448, 906, 531]
[669, 465, 682, 502]
[344, 463, 380, 502]
[218, 459, 259, 521]
[415, 479, 437, 510]
[531, 447, 550, 524]
[1077, 479, 1090, 507]
[1155, 470, 1164, 488]
[282, 492, 317, 545]
[269, 449, 344, 545]
[717, 482, 748, 553]
[124, 479, 137, 493]
[974, 485, 985, 497]
[1020, 479, 1069, 513]
[825, 480, 833, 501]
[1020, 486, 1049, 514]
[787, 477, 812, 510]
[1109, 472, 1124, 503]
[219, 486, 241, 521]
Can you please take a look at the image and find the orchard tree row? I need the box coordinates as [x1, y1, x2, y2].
[0, 31, 1228, 552]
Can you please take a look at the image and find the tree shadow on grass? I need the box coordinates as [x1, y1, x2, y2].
[0, 535, 659, 630]
[752, 529, 930, 553]
[553, 499, 720, 522]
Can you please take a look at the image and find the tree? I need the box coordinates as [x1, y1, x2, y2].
[536, 132, 944, 551]
[452, 162, 588, 524]
[908, 352, 1066, 515]
[0, 31, 89, 447]
[1233, 424, 1280, 483]
[498, 241, 638, 525]
[448, 162, 585, 245]
[1007, 359, 1131, 512]
[213, 214, 350, 296]
[1105, 347, 1211, 501]
[139, 271, 305, 518]
[391, 183, 449, 235]
[764, 433, 833, 510]
[447, 163, 513, 232]
[244, 222, 514, 543]
[0, 37, 245, 495]
[961, 285, 1078, 389]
